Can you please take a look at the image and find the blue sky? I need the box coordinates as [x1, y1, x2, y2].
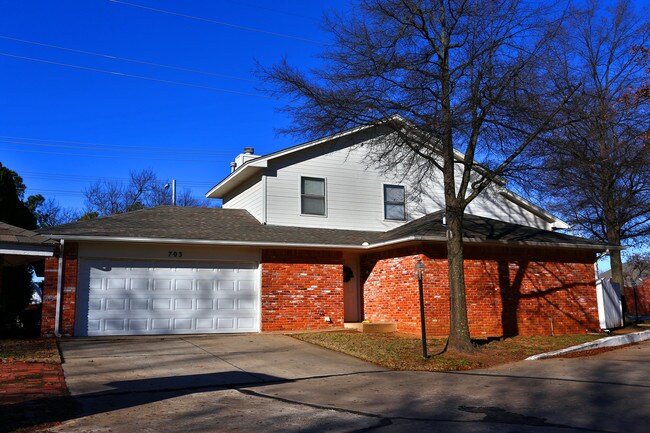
[0, 0, 349, 209]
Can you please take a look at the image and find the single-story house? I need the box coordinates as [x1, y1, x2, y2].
[0, 221, 56, 267]
[0, 221, 57, 314]
[38, 120, 615, 338]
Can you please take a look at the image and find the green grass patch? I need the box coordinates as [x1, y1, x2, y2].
[291, 331, 602, 371]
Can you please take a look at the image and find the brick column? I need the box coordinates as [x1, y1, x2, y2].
[40, 242, 78, 337]
[40, 256, 59, 337]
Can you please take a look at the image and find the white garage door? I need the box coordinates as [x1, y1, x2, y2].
[75, 260, 260, 336]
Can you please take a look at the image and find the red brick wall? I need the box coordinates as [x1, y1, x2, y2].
[624, 280, 650, 316]
[261, 249, 344, 331]
[361, 244, 600, 337]
[40, 243, 78, 337]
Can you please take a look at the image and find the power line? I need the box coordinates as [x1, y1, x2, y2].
[0, 139, 234, 156]
[19, 171, 214, 187]
[0, 35, 256, 83]
[0, 52, 271, 98]
[108, 0, 324, 45]
[0, 147, 223, 163]
[30, 188, 86, 196]
[0, 135, 238, 153]
[235, 1, 320, 22]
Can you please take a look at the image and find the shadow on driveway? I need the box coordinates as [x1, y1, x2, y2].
[1, 370, 289, 432]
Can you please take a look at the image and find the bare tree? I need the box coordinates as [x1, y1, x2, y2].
[262, 0, 575, 352]
[84, 169, 213, 217]
[625, 253, 650, 287]
[25, 194, 80, 228]
[176, 189, 213, 207]
[523, 0, 650, 288]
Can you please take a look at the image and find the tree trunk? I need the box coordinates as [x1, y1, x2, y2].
[609, 248, 624, 288]
[446, 207, 474, 353]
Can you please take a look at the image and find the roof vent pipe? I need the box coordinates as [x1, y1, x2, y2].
[230, 162, 237, 173]
[243, 147, 254, 154]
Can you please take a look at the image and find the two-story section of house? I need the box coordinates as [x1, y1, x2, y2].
[39, 119, 612, 339]
[209, 122, 566, 233]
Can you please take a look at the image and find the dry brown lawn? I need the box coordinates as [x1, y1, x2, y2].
[0, 338, 61, 364]
[291, 331, 603, 371]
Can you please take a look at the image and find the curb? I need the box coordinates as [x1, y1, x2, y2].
[526, 330, 650, 360]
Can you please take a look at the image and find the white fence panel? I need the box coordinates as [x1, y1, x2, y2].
[596, 279, 624, 330]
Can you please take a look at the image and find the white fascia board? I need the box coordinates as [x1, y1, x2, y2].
[53, 233, 611, 252]
[51, 235, 369, 251]
[0, 246, 54, 256]
[368, 235, 612, 251]
[206, 164, 265, 198]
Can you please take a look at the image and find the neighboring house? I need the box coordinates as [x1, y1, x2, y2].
[39, 120, 614, 338]
[0, 221, 56, 308]
[0, 221, 56, 266]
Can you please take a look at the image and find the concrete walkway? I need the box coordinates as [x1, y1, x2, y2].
[46, 335, 650, 433]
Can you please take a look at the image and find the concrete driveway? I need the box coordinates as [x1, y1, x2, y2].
[48, 335, 649, 433]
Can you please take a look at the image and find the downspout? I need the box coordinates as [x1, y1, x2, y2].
[54, 239, 65, 337]
[594, 249, 610, 281]
[261, 174, 268, 224]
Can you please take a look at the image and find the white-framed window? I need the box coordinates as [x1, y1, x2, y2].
[301, 177, 326, 216]
[384, 184, 406, 220]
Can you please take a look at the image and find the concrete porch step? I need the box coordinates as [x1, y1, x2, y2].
[344, 322, 397, 333]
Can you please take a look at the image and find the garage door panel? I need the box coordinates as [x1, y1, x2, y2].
[153, 280, 172, 290]
[77, 260, 260, 336]
[197, 280, 215, 291]
[131, 279, 149, 290]
[129, 319, 148, 331]
[130, 299, 149, 310]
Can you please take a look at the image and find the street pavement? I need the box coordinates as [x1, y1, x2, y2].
[43, 334, 649, 433]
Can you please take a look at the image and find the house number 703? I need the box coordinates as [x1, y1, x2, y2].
[168, 251, 183, 258]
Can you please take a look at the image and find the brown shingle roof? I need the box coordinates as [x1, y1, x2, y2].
[39, 206, 609, 250]
[39, 207, 376, 246]
[378, 212, 610, 248]
[0, 221, 57, 247]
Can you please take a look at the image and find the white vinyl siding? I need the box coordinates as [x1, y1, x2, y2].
[265, 144, 409, 231]
[261, 141, 554, 230]
[222, 176, 263, 222]
[219, 132, 556, 231]
[464, 183, 552, 230]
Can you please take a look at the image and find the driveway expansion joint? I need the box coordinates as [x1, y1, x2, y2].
[237, 387, 618, 433]
[179, 336, 267, 380]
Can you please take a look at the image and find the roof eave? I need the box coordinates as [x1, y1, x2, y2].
[46, 234, 370, 250]
[0, 244, 55, 257]
[206, 164, 266, 198]
[48, 233, 613, 252]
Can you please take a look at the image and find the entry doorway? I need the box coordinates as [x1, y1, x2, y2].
[343, 255, 361, 322]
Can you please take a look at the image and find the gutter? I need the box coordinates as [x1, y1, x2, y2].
[46, 233, 616, 252]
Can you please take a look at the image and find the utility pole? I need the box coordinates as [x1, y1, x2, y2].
[165, 179, 177, 206]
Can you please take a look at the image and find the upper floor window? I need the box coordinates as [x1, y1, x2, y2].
[301, 177, 326, 216]
[384, 184, 405, 220]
